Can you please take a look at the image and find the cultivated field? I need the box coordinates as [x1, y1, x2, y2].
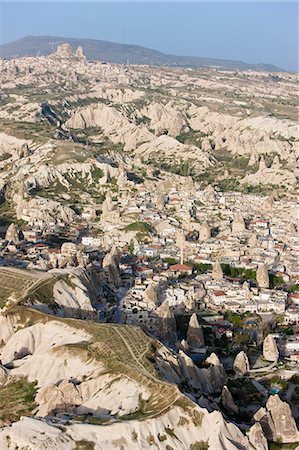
[0, 267, 50, 308]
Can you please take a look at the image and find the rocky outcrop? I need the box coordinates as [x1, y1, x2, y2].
[233, 351, 250, 375]
[155, 301, 177, 346]
[256, 264, 269, 289]
[200, 221, 211, 241]
[186, 313, 205, 351]
[247, 422, 268, 450]
[212, 260, 223, 280]
[221, 385, 239, 415]
[5, 223, 20, 243]
[254, 394, 299, 444]
[54, 43, 73, 58]
[263, 334, 279, 362]
[102, 247, 122, 288]
[232, 213, 245, 234]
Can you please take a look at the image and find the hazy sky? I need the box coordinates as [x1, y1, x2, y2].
[0, 1, 298, 71]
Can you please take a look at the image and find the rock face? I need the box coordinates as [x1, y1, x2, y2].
[212, 260, 223, 280]
[186, 313, 205, 350]
[102, 247, 122, 287]
[155, 301, 177, 346]
[199, 221, 211, 241]
[55, 43, 73, 58]
[232, 213, 245, 234]
[256, 263, 269, 289]
[233, 351, 250, 375]
[247, 422, 268, 450]
[263, 334, 279, 362]
[143, 283, 158, 308]
[221, 385, 239, 415]
[75, 46, 86, 59]
[5, 223, 19, 243]
[254, 394, 299, 443]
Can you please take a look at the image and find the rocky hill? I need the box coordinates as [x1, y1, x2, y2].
[0, 35, 284, 71]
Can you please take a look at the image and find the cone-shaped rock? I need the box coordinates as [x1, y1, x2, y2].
[233, 351, 250, 375]
[263, 334, 279, 362]
[247, 423, 268, 450]
[212, 260, 223, 280]
[255, 395, 299, 443]
[5, 223, 20, 243]
[232, 213, 245, 234]
[155, 301, 177, 346]
[256, 264, 269, 289]
[144, 283, 158, 307]
[187, 313, 205, 350]
[221, 385, 239, 415]
[199, 221, 211, 241]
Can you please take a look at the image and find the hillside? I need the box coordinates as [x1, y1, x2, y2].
[0, 35, 284, 71]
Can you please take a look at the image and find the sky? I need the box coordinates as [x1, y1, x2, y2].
[0, 1, 298, 71]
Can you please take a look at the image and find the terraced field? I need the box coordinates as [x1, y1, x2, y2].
[0, 268, 50, 308]
[66, 320, 180, 420]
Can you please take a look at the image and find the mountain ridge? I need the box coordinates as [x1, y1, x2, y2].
[0, 35, 284, 72]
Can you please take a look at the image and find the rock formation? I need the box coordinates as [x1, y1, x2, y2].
[155, 301, 177, 346]
[221, 385, 239, 415]
[75, 46, 86, 59]
[143, 283, 158, 308]
[263, 334, 279, 362]
[247, 423, 268, 450]
[199, 221, 211, 241]
[232, 213, 245, 234]
[60, 242, 78, 267]
[212, 260, 223, 280]
[254, 394, 299, 443]
[186, 313, 205, 350]
[55, 43, 73, 58]
[256, 263, 269, 289]
[102, 247, 122, 288]
[233, 351, 250, 375]
[5, 223, 19, 243]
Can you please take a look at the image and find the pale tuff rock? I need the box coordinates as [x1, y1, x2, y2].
[65, 103, 153, 151]
[36, 380, 82, 417]
[102, 247, 122, 287]
[241, 154, 297, 187]
[186, 313, 205, 350]
[0, 365, 8, 386]
[200, 221, 211, 241]
[0, 405, 253, 450]
[54, 43, 73, 58]
[5, 223, 20, 243]
[60, 242, 78, 267]
[136, 134, 212, 173]
[143, 283, 158, 308]
[233, 351, 250, 375]
[232, 213, 245, 234]
[256, 263, 270, 289]
[247, 423, 268, 450]
[221, 385, 239, 415]
[263, 334, 279, 362]
[212, 260, 223, 280]
[141, 101, 189, 136]
[155, 300, 177, 345]
[254, 395, 299, 444]
[75, 46, 86, 59]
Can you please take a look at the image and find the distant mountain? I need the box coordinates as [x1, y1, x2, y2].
[0, 35, 284, 72]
